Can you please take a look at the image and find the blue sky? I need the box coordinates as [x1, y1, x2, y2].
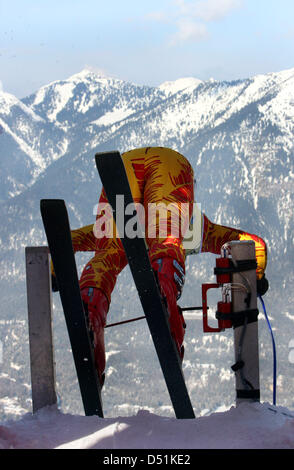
[0, 0, 293, 97]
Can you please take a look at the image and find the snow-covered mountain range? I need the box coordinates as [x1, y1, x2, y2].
[0, 68, 294, 421]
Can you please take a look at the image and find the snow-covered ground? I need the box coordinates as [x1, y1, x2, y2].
[0, 402, 294, 450]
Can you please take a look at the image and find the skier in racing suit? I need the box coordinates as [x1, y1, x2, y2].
[52, 147, 268, 386]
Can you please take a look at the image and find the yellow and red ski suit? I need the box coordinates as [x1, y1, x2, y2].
[63, 146, 267, 379]
[71, 147, 267, 304]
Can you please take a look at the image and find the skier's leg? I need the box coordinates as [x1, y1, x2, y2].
[80, 287, 109, 386]
[152, 257, 186, 359]
[139, 147, 194, 358]
[143, 147, 194, 266]
[80, 188, 128, 384]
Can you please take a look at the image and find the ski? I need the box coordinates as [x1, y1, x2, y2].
[95, 151, 195, 419]
[40, 199, 104, 417]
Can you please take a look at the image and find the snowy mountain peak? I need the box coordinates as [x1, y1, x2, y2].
[0, 90, 22, 114]
[0, 90, 41, 119]
[159, 77, 203, 95]
[28, 69, 117, 112]
[262, 67, 294, 82]
[70, 68, 107, 79]
[67, 68, 120, 85]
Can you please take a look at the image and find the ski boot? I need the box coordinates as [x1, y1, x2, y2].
[80, 287, 109, 387]
[152, 258, 186, 361]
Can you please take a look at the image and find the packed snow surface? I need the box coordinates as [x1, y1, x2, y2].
[0, 402, 293, 449]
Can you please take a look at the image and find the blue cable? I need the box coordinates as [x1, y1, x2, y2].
[258, 295, 277, 405]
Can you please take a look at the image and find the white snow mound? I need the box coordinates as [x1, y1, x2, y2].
[0, 402, 294, 449]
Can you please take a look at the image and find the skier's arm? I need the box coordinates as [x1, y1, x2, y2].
[200, 213, 267, 280]
[70, 224, 96, 252]
[185, 212, 267, 284]
[50, 224, 96, 291]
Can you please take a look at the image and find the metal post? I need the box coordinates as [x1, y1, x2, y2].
[25, 246, 57, 413]
[230, 240, 260, 405]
